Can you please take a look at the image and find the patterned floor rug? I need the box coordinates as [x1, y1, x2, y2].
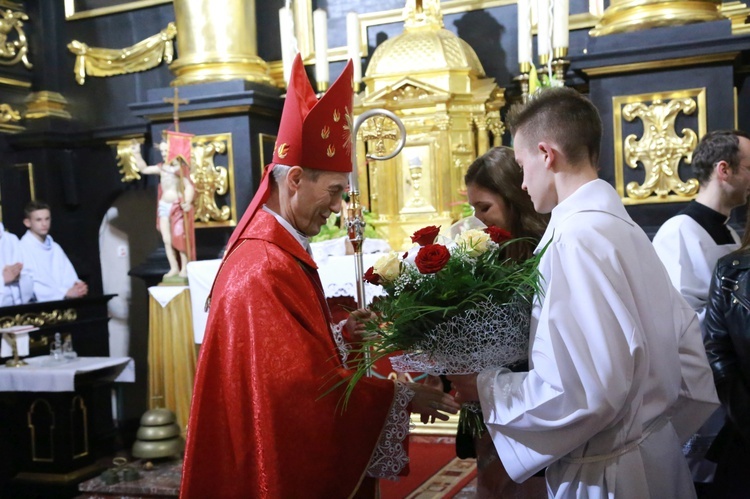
[381, 436, 477, 499]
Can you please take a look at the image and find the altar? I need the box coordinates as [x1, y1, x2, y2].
[0, 356, 134, 497]
[186, 237, 390, 344]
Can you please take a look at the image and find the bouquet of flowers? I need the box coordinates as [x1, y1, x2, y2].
[345, 225, 545, 408]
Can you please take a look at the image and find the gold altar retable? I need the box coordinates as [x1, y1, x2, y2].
[355, 0, 505, 250]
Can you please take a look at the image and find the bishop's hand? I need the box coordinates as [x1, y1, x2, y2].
[407, 382, 460, 422]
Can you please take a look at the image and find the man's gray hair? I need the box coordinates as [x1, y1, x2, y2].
[271, 164, 292, 183]
[271, 164, 323, 183]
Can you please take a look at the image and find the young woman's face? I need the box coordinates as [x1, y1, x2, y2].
[467, 183, 511, 230]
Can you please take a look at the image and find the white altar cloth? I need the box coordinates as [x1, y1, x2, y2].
[0, 356, 134, 392]
[148, 286, 189, 308]
[317, 253, 388, 305]
[186, 251, 390, 343]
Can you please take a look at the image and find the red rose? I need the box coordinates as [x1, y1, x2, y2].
[363, 266, 382, 285]
[485, 226, 512, 244]
[411, 225, 441, 246]
[415, 244, 451, 274]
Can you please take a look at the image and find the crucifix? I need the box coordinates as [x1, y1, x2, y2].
[163, 87, 189, 131]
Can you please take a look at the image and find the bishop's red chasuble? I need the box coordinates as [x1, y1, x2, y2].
[181, 210, 397, 498]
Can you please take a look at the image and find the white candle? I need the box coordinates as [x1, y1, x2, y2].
[313, 9, 329, 87]
[536, 0, 551, 60]
[517, 0, 532, 65]
[553, 0, 569, 49]
[279, 7, 296, 84]
[346, 12, 362, 84]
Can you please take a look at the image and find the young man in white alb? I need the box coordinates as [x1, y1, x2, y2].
[450, 87, 719, 498]
[20, 201, 87, 302]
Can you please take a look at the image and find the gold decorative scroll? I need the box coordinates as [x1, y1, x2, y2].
[67, 22, 177, 85]
[192, 138, 231, 224]
[0, 102, 20, 123]
[114, 139, 143, 182]
[0, 9, 31, 69]
[613, 89, 707, 204]
[0, 309, 78, 329]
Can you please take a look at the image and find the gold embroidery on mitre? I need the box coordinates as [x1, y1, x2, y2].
[343, 106, 353, 153]
[277, 143, 289, 158]
[333, 109, 341, 123]
[326, 144, 335, 157]
[321, 126, 330, 139]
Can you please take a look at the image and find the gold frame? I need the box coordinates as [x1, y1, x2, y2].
[612, 88, 707, 205]
[295, 0, 603, 63]
[64, 0, 171, 21]
[10, 162, 36, 201]
[29, 398, 55, 463]
[70, 396, 89, 459]
[192, 133, 237, 228]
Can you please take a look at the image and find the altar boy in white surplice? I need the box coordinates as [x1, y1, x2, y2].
[449, 88, 719, 499]
[20, 201, 88, 302]
[0, 222, 33, 305]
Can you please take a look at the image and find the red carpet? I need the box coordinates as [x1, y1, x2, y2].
[381, 436, 477, 499]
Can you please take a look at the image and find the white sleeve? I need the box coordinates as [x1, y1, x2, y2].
[58, 245, 80, 290]
[477, 241, 638, 482]
[652, 219, 710, 322]
[667, 293, 720, 442]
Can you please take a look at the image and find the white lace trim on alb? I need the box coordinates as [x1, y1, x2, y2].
[366, 381, 413, 478]
[330, 318, 351, 367]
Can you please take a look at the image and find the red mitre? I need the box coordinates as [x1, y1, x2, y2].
[165, 130, 194, 166]
[273, 53, 354, 172]
[217, 54, 355, 276]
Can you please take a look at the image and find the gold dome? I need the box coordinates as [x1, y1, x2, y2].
[366, 28, 485, 78]
[364, 0, 485, 95]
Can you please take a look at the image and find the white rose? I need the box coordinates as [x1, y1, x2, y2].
[455, 229, 491, 257]
[373, 251, 401, 282]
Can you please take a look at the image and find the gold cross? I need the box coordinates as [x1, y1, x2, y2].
[163, 87, 189, 132]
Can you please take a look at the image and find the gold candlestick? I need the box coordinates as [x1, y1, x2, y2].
[551, 58, 569, 83]
[516, 62, 532, 103]
[3, 333, 27, 368]
[552, 47, 569, 83]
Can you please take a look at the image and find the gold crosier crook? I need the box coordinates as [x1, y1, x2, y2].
[347, 109, 406, 376]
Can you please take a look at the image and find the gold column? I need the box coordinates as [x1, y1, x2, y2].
[591, 0, 724, 36]
[170, 0, 273, 86]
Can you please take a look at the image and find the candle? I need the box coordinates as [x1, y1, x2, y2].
[517, 0, 532, 65]
[552, 0, 569, 49]
[536, 0, 551, 60]
[346, 12, 361, 85]
[313, 9, 329, 88]
[279, 7, 296, 84]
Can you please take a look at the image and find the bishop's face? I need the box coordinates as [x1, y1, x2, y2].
[514, 129, 557, 214]
[289, 170, 348, 237]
